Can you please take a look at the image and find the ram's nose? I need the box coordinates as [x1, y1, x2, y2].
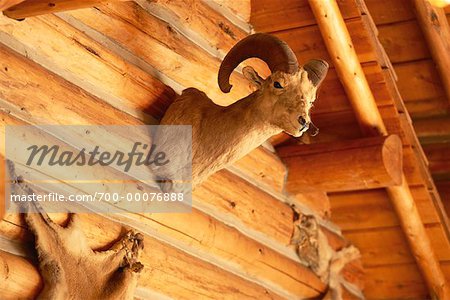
[308, 122, 319, 136]
[298, 116, 307, 127]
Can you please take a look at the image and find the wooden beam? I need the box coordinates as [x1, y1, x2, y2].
[428, 0, 450, 8]
[0, 154, 5, 220]
[0, 250, 42, 299]
[278, 135, 403, 193]
[308, 0, 450, 298]
[3, 0, 129, 19]
[413, 0, 450, 104]
[308, 1, 386, 136]
[0, 212, 288, 299]
[414, 116, 450, 143]
[0, 0, 24, 11]
[209, 0, 250, 22]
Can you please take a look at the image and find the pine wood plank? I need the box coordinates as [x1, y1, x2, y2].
[395, 59, 446, 102]
[364, 263, 428, 299]
[250, 0, 360, 33]
[365, 0, 415, 25]
[344, 224, 450, 266]
[378, 20, 430, 63]
[329, 187, 441, 230]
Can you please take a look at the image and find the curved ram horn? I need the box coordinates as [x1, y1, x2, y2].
[303, 59, 329, 87]
[218, 33, 299, 93]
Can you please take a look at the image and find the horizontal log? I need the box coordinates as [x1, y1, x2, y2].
[65, 1, 253, 106]
[232, 146, 286, 193]
[292, 192, 330, 219]
[0, 213, 288, 299]
[3, 0, 129, 19]
[210, 0, 250, 22]
[0, 250, 42, 299]
[0, 13, 283, 192]
[194, 169, 294, 244]
[0, 0, 24, 11]
[137, 0, 251, 59]
[0, 13, 175, 119]
[0, 43, 295, 246]
[278, 135, 403, 193]
[0, 114, 319, 298]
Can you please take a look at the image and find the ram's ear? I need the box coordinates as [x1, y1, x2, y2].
[242, 66, 264, 89]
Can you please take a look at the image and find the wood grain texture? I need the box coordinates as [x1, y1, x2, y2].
[232, 146, 286, 193]
[329, 186, 442, 230]
[0, 154, 4, 220]
[308, 0, 386, 136]
[66, 2, 250, 106]
[0, 46, 309, 284]
[250, 0, 360, 32]
[194, 169, 294, 245]
[3, 0, 129, 19]
[0, 18, 296, 245]
[344, 224, 450, 266]
[0, 0, 24, 11]
[279, 135, 403, 193]
[0, 213, 290, 300]
[413, 0, 450, 105]
[0, 250, 43, 299]
[0, 13, 175, 119]
[378, 20, 430, 63]
[365, 0, 415, 25]
[210, 0, 251, 22]
[395, 59, 445, 103]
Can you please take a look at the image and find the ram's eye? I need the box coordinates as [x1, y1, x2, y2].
[273, 81, 283, 89]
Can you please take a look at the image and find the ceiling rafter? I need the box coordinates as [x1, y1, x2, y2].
[308, 0, 450, 298]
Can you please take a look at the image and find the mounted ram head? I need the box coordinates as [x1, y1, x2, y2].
[157, 33, 329, 188]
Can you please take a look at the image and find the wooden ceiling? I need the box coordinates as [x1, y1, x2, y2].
[0, 0, 449, 299]
[253, 0, 450, 298]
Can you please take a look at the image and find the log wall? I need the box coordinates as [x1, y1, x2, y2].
[0, 1, 356, 299]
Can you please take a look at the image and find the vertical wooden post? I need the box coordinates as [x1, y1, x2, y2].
[308, 0, 450, 298]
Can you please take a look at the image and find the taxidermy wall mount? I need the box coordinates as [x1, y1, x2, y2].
[156, 33, 329, 188]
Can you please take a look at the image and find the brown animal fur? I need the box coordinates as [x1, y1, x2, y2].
[7, 161, 144, 300]
[157, 68, 319, 188]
